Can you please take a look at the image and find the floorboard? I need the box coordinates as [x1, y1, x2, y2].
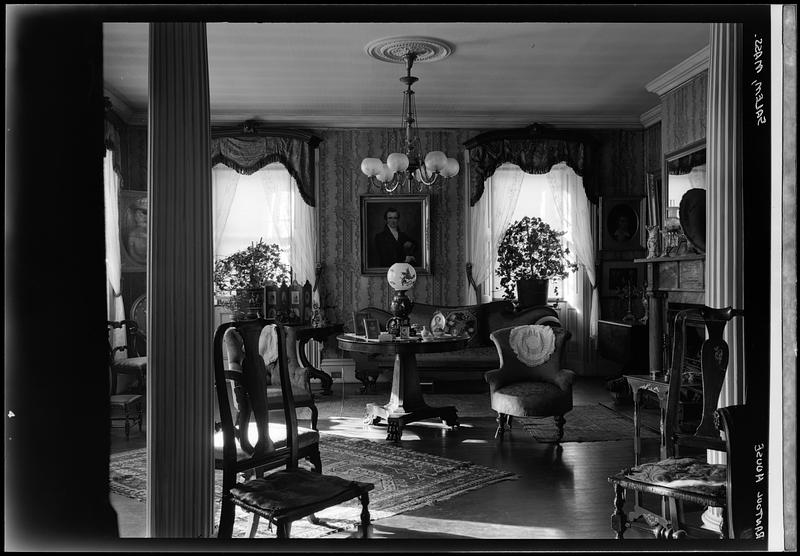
[109, 376, 704, 543]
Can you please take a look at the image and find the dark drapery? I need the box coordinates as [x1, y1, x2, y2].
[211, 125, 322, 207]
[667, 148, 706, 175]
[464, 124, 600, 205]
[104, 116, 123, 179]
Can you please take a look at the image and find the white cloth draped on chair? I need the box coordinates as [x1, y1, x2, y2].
[510, 325, 556, 367]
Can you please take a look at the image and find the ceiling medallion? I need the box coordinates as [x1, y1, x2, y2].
[364, 36, 454, 64]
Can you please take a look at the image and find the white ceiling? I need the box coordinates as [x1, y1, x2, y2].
[103, 21, 711, 129]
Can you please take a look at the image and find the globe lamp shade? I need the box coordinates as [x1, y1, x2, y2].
[387, 262, 417, 291]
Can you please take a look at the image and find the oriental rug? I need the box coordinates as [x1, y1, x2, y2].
[519, 403, 660, 443]
[109, 433, 517, 538]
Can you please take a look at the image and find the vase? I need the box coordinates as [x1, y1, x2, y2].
[516, 278, 549, 308]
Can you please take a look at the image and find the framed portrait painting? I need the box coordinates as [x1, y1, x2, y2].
[599, 196, 646, 251]
[601, 261, 642, 297]
[119, 190, 148, 272]
[360, 194, 431, 275]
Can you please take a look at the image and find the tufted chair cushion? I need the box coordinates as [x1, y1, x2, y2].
[622, 457, 727, 498]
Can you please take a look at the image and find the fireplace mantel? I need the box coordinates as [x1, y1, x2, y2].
[636, 254, 706, 373]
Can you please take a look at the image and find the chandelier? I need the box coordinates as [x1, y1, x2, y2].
[360, 37, 460, 194]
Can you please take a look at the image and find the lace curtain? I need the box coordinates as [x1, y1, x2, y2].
[212, 164, 241, 254]
[467, 165, 524, 303]
[547, 162, 598, 340]
[103, 149, 126, 353]
[213, 162, 317, 288]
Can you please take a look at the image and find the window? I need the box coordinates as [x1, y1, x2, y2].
[488, 164, 575, 301]
[214, 162, 294, 268]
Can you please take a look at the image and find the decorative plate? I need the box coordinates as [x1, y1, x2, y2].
[430, 311, 446, 333]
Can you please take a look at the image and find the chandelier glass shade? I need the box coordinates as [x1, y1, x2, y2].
[360, 48, 459, 194]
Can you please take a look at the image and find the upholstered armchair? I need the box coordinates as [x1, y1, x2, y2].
[485, 325, 574, 441]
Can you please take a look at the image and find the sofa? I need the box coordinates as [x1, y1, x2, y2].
[348, 300, 563, 391]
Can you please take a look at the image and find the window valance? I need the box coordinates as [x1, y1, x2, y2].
[211, 124, 322, 207]
[464, 124, 599, 206]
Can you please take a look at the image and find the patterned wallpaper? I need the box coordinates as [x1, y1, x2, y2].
[117, 123, 648, 327]
[316, 128, 481, 325]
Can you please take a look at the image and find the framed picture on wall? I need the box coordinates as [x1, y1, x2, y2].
[601, 261, 643, 297]
[599, 196, 646, 251]
[119, 190, 148, 272]
[360, 194, 431, 276]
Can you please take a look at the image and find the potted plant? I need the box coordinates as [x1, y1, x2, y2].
[213, 239, 291, 319]
[496, 216, 578, 307]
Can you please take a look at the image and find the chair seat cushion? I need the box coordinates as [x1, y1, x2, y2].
[214, 422, 319, 462]
[110, 394, 142, 407]
[490, 381, 572, 416]
[622, 457, 727, 497]
[230, 467, 372, 517]
[111, 356, 147, 374]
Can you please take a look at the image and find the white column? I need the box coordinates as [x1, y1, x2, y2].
[706, 22, 745, 407]
[147, 23, 215, 537]
[703, 22, 744, 532]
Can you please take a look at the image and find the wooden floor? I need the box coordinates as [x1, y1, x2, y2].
[108, 376, 714, 548]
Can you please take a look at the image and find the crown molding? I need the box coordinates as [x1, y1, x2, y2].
[192, 111, 646, 130]
[639, 105, 662, 128]
[645, 45, 710, 97]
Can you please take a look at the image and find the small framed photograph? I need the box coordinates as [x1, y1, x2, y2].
[599, 196, 646, 251]
[352, 311, 370, 335]
[363, 318, 381, 340]
[360, 194, 431, 275]
[601, 261, 642, 297]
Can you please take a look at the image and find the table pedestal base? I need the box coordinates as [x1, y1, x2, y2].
[364, 402, 459, 442]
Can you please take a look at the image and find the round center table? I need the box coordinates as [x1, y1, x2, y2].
[337, 334, 468, 442]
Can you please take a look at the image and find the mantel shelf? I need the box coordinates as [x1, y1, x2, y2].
[634, 254, 706, 264]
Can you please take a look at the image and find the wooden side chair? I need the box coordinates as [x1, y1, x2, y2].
[107, 320, 145, 437]
[485, 325, 574, 441]
[214, 319, 374, 539]
[223, 322, 319, 430]
[608, 306, 745, 540]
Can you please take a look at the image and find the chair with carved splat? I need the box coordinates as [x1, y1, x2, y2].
[608, 306, 745, 540]
[214, 318, 374, 539]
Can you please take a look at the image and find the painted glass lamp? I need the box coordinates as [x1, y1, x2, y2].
[386, 262, 416, 321]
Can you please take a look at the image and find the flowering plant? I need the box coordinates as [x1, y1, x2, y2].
[213, 239, 291, 294]
[496, 216, 578, 300]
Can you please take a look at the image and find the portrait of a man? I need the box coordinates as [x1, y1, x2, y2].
[361, 195, 430, 275]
